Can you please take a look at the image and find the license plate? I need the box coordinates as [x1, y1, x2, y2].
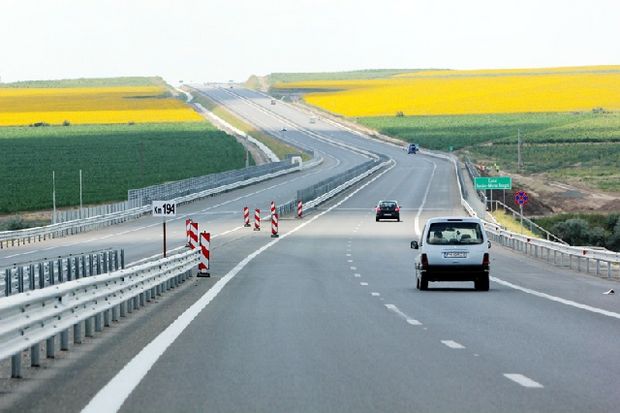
[444, 252, 467, 258]
[384, 213, 392, 216]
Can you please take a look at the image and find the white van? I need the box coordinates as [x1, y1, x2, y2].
[410, 216, 490, 291]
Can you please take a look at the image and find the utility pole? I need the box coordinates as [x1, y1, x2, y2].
[79, 169, 83, 219]
[517, 128, 521, 171]
[52, 171, 56, 224]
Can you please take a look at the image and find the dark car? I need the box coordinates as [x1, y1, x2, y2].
[407, 143, 418, 154]
[376, 200, 400, 221]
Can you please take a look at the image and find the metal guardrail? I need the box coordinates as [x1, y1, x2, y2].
[462, 157, 565, 243]
[0, 248, 198, 378]
[1, 248, 123, 297]
[0, 159, 307, 249]
[128, 160, 297, 206]
[430, 152, 620, 278]
[276, 151, 389, 217]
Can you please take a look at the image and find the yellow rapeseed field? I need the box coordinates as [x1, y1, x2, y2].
[276, 66, 620, 117]
[0, 86, 203, 126]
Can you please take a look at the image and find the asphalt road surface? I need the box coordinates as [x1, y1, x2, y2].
[1, 87, 619, 413]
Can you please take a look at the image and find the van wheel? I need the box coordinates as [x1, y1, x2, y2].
[475, 276, 489, 291]
[419, 275, 428, 291]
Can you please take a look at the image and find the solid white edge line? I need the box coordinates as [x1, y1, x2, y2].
[491, 276, 620, 320]
[503, 373, 544, 388]
[441, 340, 466, 349]
[81, 158, 395, 413]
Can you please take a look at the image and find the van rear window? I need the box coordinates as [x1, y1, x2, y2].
[427, 222, 483, 245]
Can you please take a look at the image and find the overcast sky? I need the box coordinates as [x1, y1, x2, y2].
[1, 0, 618, 84]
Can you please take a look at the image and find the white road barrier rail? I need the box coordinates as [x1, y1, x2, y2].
[423, 150, 620, 279]
[0, 160, 307, 249]
[0, 248, 199, 378]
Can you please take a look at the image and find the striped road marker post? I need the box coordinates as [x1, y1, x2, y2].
[189, 222, 199, 250]
[271, 214, 279, 238]
[270, 201, 276, 217]
[185, 218, 193, 246]
[243, 207, 250, 227]
[297, 200, 303, 219]
[254, 209, 261, 231]
[198, 231, 210, 277]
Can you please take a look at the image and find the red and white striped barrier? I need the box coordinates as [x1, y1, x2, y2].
[185, 218, 193, 246]
[271, 213, 279, 238]
[188, 221, 199, 250]
[254, 209, 261, 231]
[198, 231, 210, 277]
[297, 200, 303, 219]
[270, 201, 276, 217]
[243, 207, 250, 227]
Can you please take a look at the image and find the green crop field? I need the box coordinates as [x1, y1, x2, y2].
[0, 123, 247, 213]
[359, 112, 620, 191]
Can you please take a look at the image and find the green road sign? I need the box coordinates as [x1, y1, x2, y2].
[475, 176, 512, 190]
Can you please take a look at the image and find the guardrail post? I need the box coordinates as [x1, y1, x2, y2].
[89, 254, 94, 276]
[29, 264, 35, 291]
[49, 260, 55, 285]
[39, 262, 45, 289]
[96, 253, 102, 275]
[103, 252, 109, 273]
[18, 266, 24, 293]
[74, 322, 82, 344]
[46, 336, 55, 359]
[596, 260, 601, 276]
[586, 257, 590, 273]
[140, 292, 145, 307]
[577, 256, 581, 272]
[95, 312, 103, 332]
[5, 268, 11, 296]
[120, 301, 127, 318]
[112, 305, 119, 322]
[104, 309, 111, 327]
[31, 343, 41, 367]
[67, 258, 73, 281]
[11, 354, 21, 378]
[114, 250, 120, 270]
[60, 330, 69, 350]
[608, 262, 612, 279]
[121, 249, 125, 269]
[85, 317, 94, 337]
[58, 258, 64, 282]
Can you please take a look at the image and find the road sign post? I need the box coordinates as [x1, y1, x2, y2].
[513, 191, 529, 234]
[152, 201, 177, 258]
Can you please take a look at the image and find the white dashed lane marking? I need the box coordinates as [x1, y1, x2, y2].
[354, 273, 361, 278]
[503, 374, 544, 388]
[350, 266, 357, 270]
[371, 292, 380, 297]
[385, 304, 423, 326]
[441, 340, 465, 349]
[360, 282, 368, 286]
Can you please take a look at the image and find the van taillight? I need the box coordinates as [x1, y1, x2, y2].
[395, 207, 400, 212]
[375, 207, 380, 212]
[421, 253, 429, 269]
[482, 253, 490, 267]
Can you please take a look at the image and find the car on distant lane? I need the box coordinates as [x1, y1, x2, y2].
[375, 200, 400, 222]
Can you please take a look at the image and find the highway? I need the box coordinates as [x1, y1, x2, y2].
[2, 87, 620, 413]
